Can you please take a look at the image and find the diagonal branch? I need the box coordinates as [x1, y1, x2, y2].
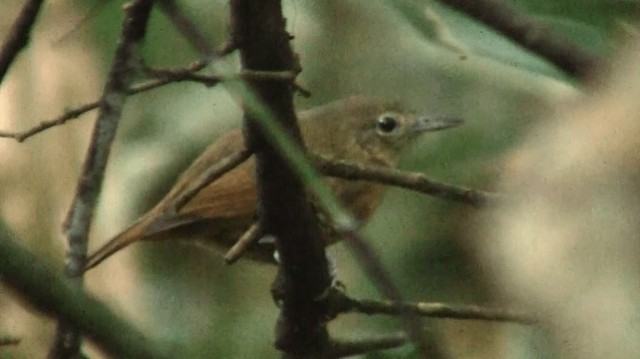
[0, 0, 44, 84]
[156, 0, 216, 56]
[0, 40, 236, 143]
[51, 1, 155, 357]
[0, 219, 171, 359]
[435, 0, 600, 79]
[173, 146, 252, 211]
[0, 62, 207, 142]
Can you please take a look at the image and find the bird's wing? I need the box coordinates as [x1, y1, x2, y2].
[177, 158, 258, 220]
[148, 128, 258, 228]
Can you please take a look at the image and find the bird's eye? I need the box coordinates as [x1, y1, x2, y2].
[377, 115, 398, 134]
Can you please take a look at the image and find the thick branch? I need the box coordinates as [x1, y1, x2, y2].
[229, 0, 333, 356]
[435, 0, 599, 79]
[0, 0, 44, 84]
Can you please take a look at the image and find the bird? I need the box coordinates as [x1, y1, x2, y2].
[84, 96, 462, 271]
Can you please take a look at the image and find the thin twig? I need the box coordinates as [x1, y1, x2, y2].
[224, 155, 499, 263]
[0, 69, 296, 143]
[331, 332, 408, 357]
[0, 61, 206, 142]
[0, 40, 237, 142]
[145, 67, 298, 87]
[435, 0, 600, 79]
[173, 146, 252, 211]
[338, 294, 534, 325]
[53, 0, 109, 47]
[0, 101, 99, 142]
[315, 155, 502, 208]
[0, 60, 220, 142]
[224, 221, 261, 264]
[157, 0, 215, 56]
[51, 1, 155, 357]
[0, 0, 44, 84]
[338, 224, 445, 357]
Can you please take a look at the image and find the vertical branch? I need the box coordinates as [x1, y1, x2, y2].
[228, 0, 333, 356]
[49, 1, 154, 357]
[0, 0, 45, 84]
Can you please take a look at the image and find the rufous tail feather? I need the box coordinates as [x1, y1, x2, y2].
[84, 221, 149, 272]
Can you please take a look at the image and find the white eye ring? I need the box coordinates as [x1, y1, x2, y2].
[377, 114, 399, 134]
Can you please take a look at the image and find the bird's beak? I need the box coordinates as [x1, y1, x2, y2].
[412, 116, 464, 133]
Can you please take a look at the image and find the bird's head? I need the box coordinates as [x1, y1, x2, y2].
[301, 96, 463, 166]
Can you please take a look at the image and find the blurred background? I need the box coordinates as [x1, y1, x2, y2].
[0, 0, 638, 357]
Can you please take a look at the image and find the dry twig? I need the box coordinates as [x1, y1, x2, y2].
[315, 155, 502, 208]
[338, 294, 534, 325]
[51, 1, 155, 357]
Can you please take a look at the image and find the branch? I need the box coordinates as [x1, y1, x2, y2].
[337, 294, 534, 325]
[147, 66, 309, 96]
[224, 221, 261, 264]
[229, 0, 334, 356]
[337, 226, 445, 357]
[0, 39, 236, 142]
[145, 67, 298, 88]
[0, 220, 171, 359]
[173, 146, 252, 210]
[227, 94, 446, 356]
[224, 156, 500, 264]
[222, 68, 447, 359]
[315, 155, 502, 208]
[331, 332, 408, 357]
[0, 0, 44, 84]
[51, 1, 155, 357]
[435, 0, 600, 79]
[156, 0, 215, 56]
[0, 62, 206, 142]
[0, 101, 100, 142]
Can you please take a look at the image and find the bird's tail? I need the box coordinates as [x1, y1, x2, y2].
[84, 219, 150, 272]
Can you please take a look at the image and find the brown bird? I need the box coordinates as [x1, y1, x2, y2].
[85, 96, 462, 271]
